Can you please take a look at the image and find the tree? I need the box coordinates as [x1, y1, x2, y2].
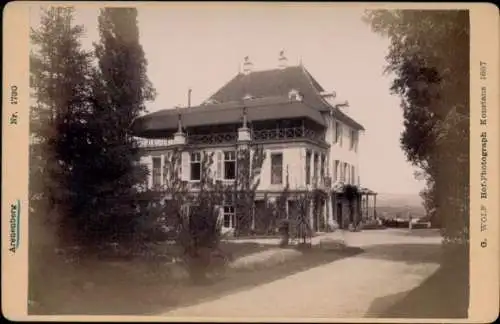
[363, 10, 470, 246]
[76, 7, 157, 246]
[30, 6, 96, 246]
[158, 149, 232, 283]
[29, 5, 95, 309]
[292, 190, 313, 246]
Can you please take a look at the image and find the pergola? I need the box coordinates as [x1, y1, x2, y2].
[359, 187, 378, 219]
[331, 183, 378, 220]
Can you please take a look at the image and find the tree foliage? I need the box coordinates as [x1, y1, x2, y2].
[290, 191, 313, 245]
[29, 7, 157, 248]
[29, 6, 96, 309]
[30, 6, 95, 246]
[363, 10, 469, 244]
[73, 7, 157, 245]
[157, 149, 232, 283]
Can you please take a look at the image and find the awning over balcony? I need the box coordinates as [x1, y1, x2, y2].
[131, 97, 326, 137]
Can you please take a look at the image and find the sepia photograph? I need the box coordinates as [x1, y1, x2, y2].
[2, 2, 498, 322]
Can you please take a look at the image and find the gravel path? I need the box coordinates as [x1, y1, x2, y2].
[162, 229, 442, 320]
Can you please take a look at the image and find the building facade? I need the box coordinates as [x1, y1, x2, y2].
[131, 55, 377, 233]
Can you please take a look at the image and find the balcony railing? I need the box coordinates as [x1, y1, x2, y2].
[135, 126, 325, 149]
[252, 126, 324, 143]
[187, 132, 238, 145]
[136, 138, 173, 148]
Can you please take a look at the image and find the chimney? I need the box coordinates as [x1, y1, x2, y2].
[242, 56, 253, 75]
[336, 100, 350, 116]
[187, 88, 192, 108]
[278, 50, 287, 69]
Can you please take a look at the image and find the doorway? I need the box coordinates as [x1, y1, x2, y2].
[336, 202, 343, 229]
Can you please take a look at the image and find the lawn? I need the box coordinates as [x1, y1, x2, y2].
[29, 243, 362, 315]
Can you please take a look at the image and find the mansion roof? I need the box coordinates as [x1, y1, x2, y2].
[132, 65, 364, 137]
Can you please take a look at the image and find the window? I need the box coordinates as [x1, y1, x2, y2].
[334, 160, 339, 182]
[270, 153, 283, 185]
[190, 152, 201, 181]
[343, 163, 349, 183]
[223, 205, 236, 228]
[142, 160, 149, 189]
[152, 157, 161, 188]
[351, 166, 356, 185]
[334, 121, 342, 144]
[223, 151, 236, 180]
[346, 163, 350, 183]
[202, 98, 219, 105]
[313, 153, 319, 184]
[289, 89, 302, 101]
[320, 154, 325, 181]
[350, 129, 357, 150]
[305, 150, 311, 185]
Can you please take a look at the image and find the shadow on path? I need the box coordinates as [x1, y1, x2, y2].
[366, 263, 469, 318]
[358, 243, 443, 265]
[359, 240, 469, 318]
[29, 247, 363, 316]
[390, 228, 442, 238]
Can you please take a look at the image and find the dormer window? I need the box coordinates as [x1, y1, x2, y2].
[202, 98, 219, 105]
[288, 89, 302, 101]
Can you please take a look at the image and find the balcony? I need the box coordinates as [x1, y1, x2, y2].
[136, 126, 326, 149]
[136, 138, 173, 149]
[252, 126, 324, 143]
[188, 132, 238, 145]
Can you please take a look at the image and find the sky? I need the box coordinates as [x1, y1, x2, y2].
[29, 3, 426, 195]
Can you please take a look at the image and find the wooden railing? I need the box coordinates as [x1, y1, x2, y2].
[252, 126, 324, 143]
[136, 138, 172, 148]
[135, 126, 326, 149]
[188, 132, 238, 145]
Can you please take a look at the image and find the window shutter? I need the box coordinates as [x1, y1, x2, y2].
[160, 155, 165, 187]
[345, 163, 349, 184]
[181, 151, 190, 181]
[146, 156, 153, 188]
[216, 151, 222, 179]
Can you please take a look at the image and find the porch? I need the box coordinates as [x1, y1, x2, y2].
[328, 184, 378, 231]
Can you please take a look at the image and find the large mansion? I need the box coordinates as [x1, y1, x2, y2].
[131, 54, 377, 233]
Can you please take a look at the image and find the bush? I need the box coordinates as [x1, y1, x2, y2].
[278, 219, 291, 247]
